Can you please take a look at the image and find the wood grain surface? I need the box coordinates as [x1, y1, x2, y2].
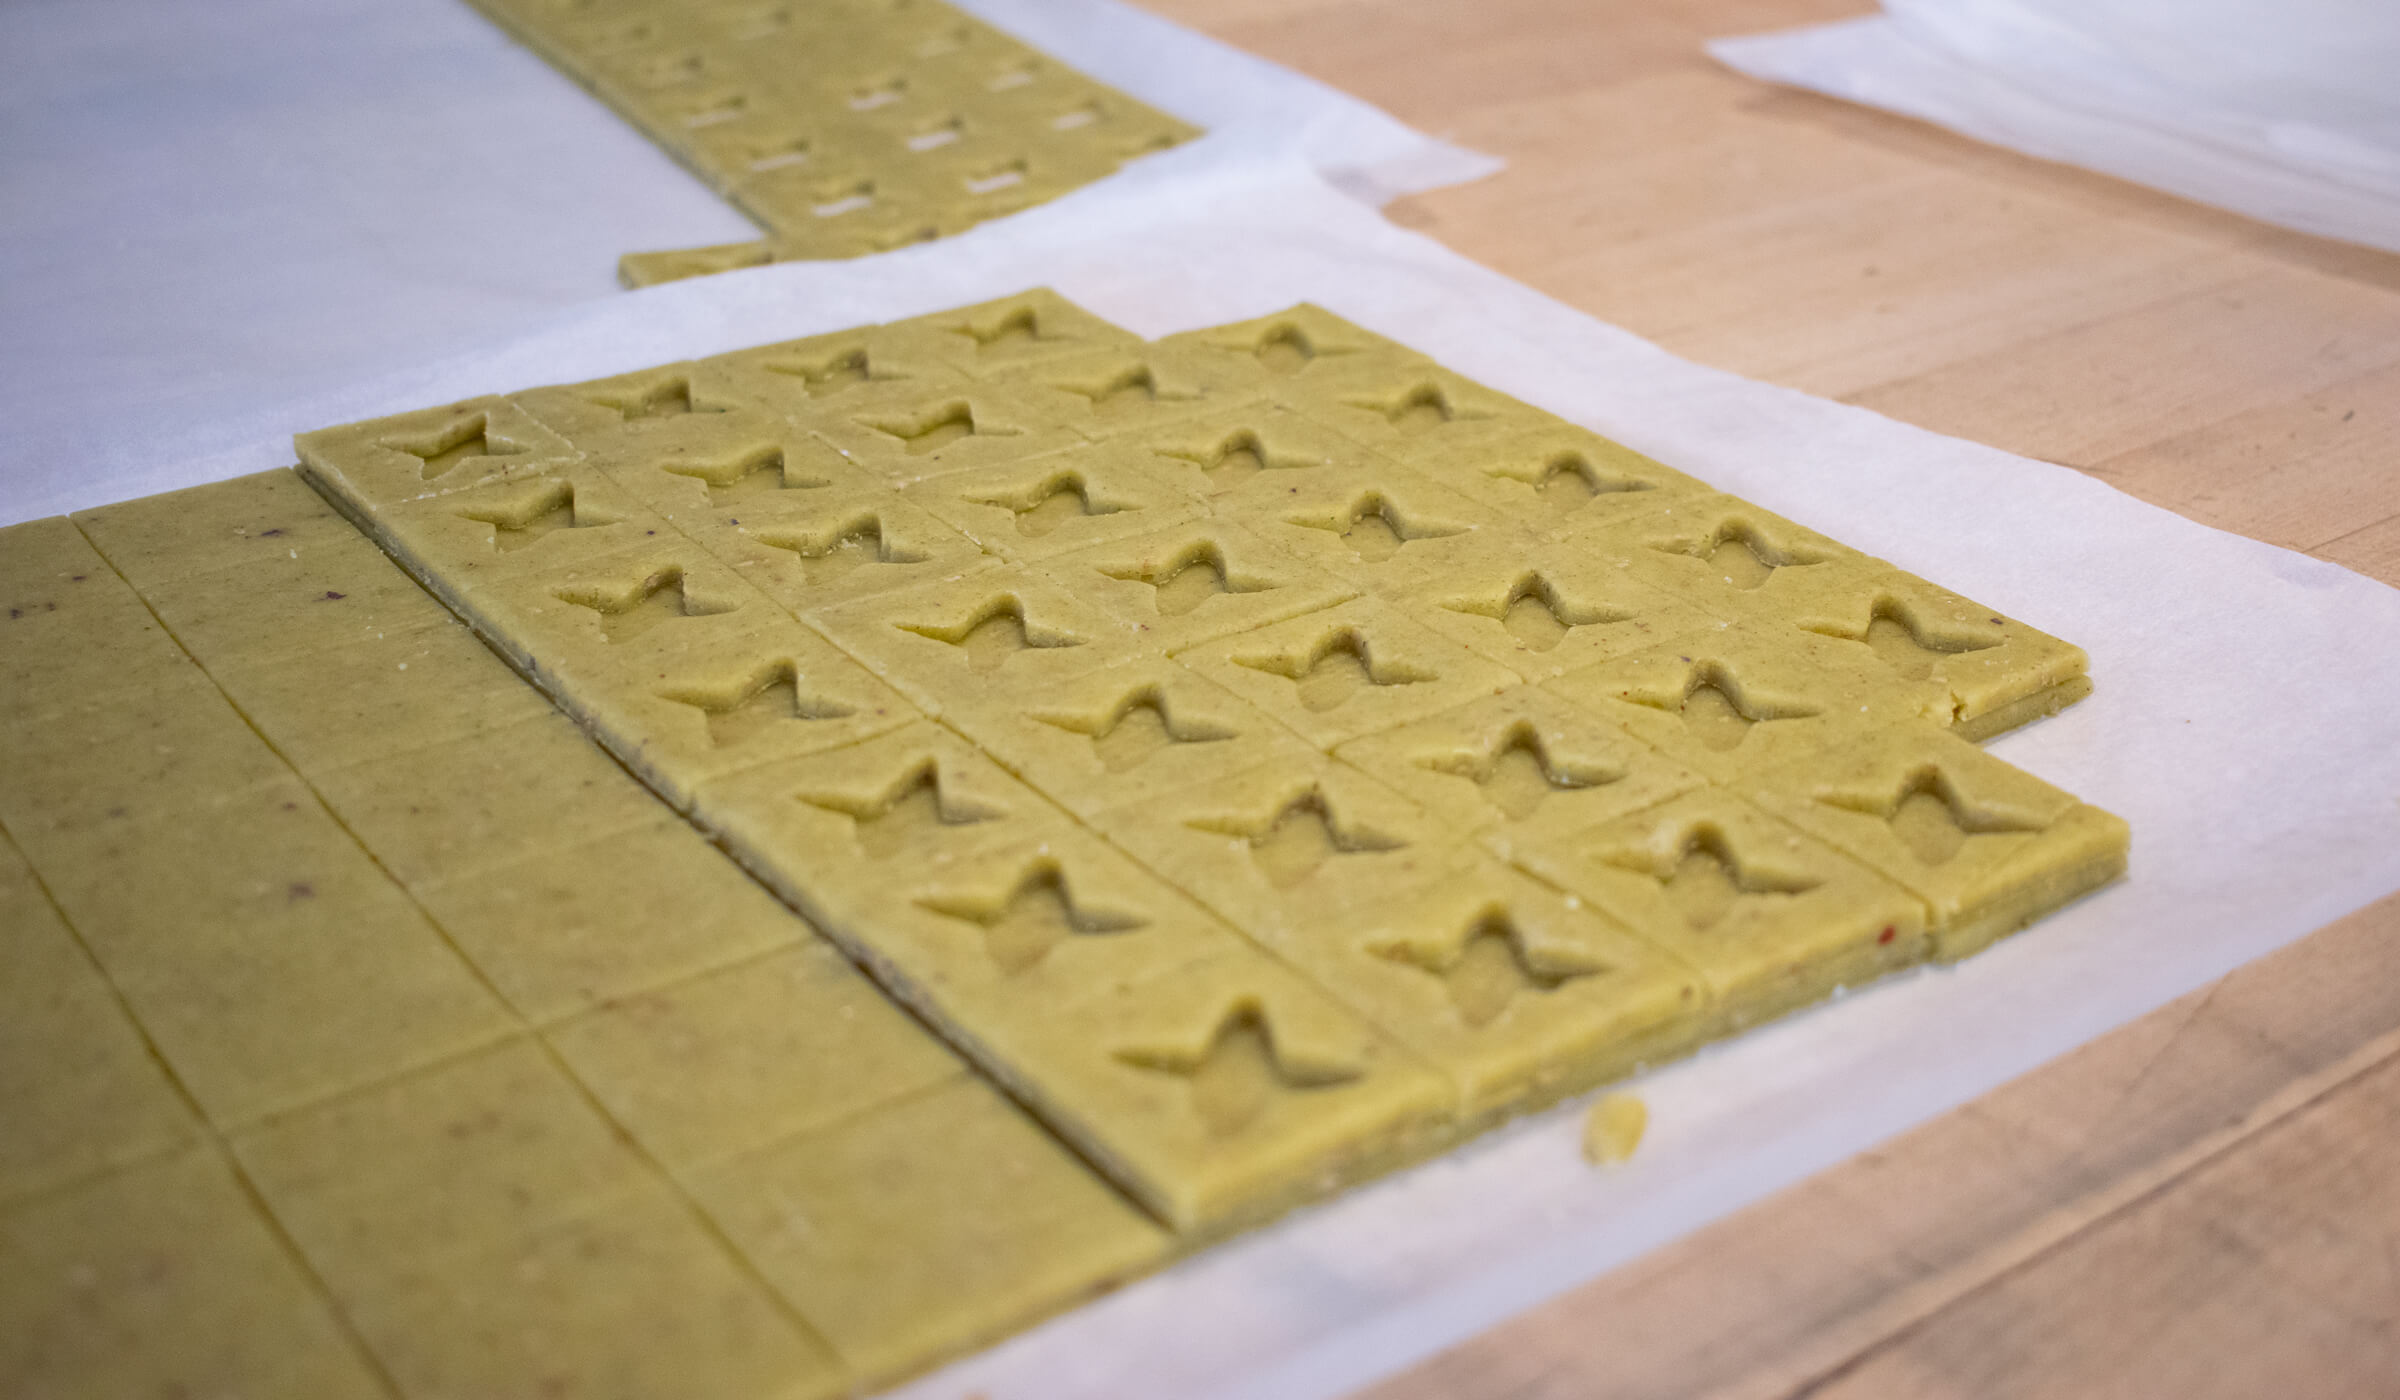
[1131, 1, 2400, 1395]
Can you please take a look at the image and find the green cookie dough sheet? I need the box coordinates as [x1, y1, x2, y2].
[1, 484, 1161, 1398]
[2, 293, 2126, 1397]
[460, 0, 1201, 285]
[291, 286, 2127, 1229]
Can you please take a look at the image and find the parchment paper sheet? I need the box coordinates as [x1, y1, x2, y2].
[1712, 0, 2400, 255]
[13, 132, 2400, 1399]
[0, 0, 1492, 510]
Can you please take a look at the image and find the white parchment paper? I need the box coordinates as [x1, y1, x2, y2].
[16, 135, 2400, 1399]
[1711, 0, 2400, 254]
[0, 0, 1491, 510]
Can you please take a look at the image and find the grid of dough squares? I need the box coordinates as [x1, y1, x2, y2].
[462, 0, 1200, 286]
[294, 289, 2130, 1241]
[2, 476, 1172, 1398]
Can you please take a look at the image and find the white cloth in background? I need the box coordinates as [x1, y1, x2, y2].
[1710, 0, 2400, 253]
[0, 0, 1494, 514]
[19, 130, 2400, 1399]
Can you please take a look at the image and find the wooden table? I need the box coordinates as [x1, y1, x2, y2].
[1137, 1, 2400, 1393]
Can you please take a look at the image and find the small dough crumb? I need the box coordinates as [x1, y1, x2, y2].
[1583, 1092, 1647, 1166]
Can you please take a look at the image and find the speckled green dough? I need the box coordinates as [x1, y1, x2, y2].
[0, 478, 1179, 1395]
[295, 290, 2122, 1242]
[0, 293, 2123, 1398]
[457, 0, 1202, 285]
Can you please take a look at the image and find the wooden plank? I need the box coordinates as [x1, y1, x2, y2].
[1809, 1035, 2400, 1399]
[1401, 74, 2255, 398]
[2320, 515, 2400, 588]
[1145, 0, 1780, 125]
[1359, 893, 2400, 1400]
[2086, 358, 2400, 555]
[1844, 265, 2400, 468]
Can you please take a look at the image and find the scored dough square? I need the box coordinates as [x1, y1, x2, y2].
[586, 423, 882, 523]
[896, 290, 1147, 379]
[1228, 455, 1511, 591]
[1560, 491, 1898, 633]
[1399, 419, 1713, 540]
[1765, 561, 2094, 741]
[1037, 517, 1362, 657]
[342, 1188, 848, 1400]
[1151, 302, 1428, 386]
[371, 464, 691, 596]
[1334, 685, 1708, 847]
[718, 318, 970, 389]
[532, 606, 920, 809]
[963, 946, 1452, 1234]
[307, 712, 670, 887]
[412, 814, 810, 1024]
[1276, 863, 1713, 1121]
[125, 532, 441, 660]
[805, 561, 1152, 714]
[816, 825, 1248, 1034]
[0, 1147, 385, 1399]
[687, 1076, 1169, 1386]
[1740, 724, 2130, 961]
[1377, 530, 1725, 682]
[939, 654, 1321, 820]
[901, 442, 1209, 562]
[29, 778, 511, 1129]
[0, 517, 204, 714]
[1124, 399, 1400, 507]
[73, 466, 376, 582]
[458, 536, 771, 678]
[228, 1038, 657, 1284]
[1544, 621, 1946, 783]
[1267, 356, 1546, 467]
[203, 616, 560, 772]
[294, 394, 578, 511]
[546, 942, 963, 1173]
[0, 672, 293, 839]
[1509, 788, 1928, 1028]
[660, 483, 991, 614]
[513, 359, 799, 441]
[1095, 753, 1475, 947]
[1006, 341, 1273, 441]
[0, 831, 196, 1200]
[235, 1039, 849, 1393]
[807, 379, 1093, 485]
[1176, 595, 1520, 749]
[696, 719, 1080, 926]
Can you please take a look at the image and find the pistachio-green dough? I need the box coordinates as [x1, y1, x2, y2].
[0, 292, 2124, 1398]
[458, 0, 1202, 284]
[294, 288, 2123, 1239]
[0, 466, 1171, 1395]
